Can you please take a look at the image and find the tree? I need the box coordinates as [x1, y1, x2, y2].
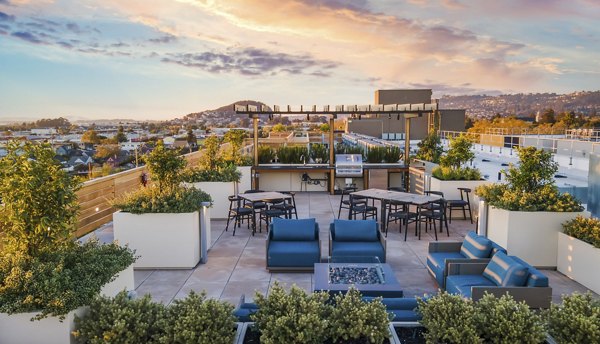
[440, 134, 475, 169]
[464, 116, 474, 130]
[143, 141, 186, 192]
[504, 146, 557, 194]
[95, 144, 121, 160]
[319, 123, 330, 132]
[114, 125, 127, 143]
[186, 129, 197, 145]
[81, 129, 101, 144]
[199, 135, 222, 171]
[0, 141, 81, 256]
[271, 123, 286, 132]
[539, 109, 556, 124]
[223, 129, 247, 165]
[415, 131, 443, 163]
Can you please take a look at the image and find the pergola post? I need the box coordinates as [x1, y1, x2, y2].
[329, 116, 335, 194]
[252, 115, 259, 189]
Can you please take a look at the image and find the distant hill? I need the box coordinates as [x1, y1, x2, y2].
[183, 100, 271, 126]
[440, 91, 600, 119]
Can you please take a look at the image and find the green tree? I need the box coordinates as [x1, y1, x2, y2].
[415, 131, 443, 163]
[81, 129, 101, 144]
[271, 123, 286, 132]
[114, 125, 127, 143]
[223, 129, 247, 165]
[186, 128, 197, 145]
[0, 141, 81, 256]
[539, 108, 556, 124]
[319, 123, 330, 132]
[440, 134, 475, 169]
[199, 135, 222, 171]
[504, 146, 557, 194]
[94, 144, 121, 160]
[143, 141, 186, 192]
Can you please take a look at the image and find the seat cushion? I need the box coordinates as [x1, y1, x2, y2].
[362, 297, 419, 321]
[509, 256, 549, 287]
[267, 241, 320, 267]
[483, 251, 529, 287]
[271, 218, 316, 241]
[331, 241, 385, 262]
[426, 252, 465, 287]
[333, 219, 378, 242]
[445, 275, 496, 298]
[460, 231, 493, 258]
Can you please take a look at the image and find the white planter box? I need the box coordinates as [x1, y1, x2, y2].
[113, 211, 201, 269]
[187, 181, 235, 219]
[557, 232, 600, 294]
[429, 178, 491, 218]
[486, 207, 586, 267]
[100, 264, 135, 297]
[0, 307, 86, 344]
[237, 166, 252, 193]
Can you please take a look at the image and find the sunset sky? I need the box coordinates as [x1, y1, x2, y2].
[1, 0, 599, 120]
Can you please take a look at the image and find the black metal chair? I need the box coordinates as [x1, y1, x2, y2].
[416, 198, 449, 240]
[348, 194, 377, 220]
[385, 200, 418, 237]
[388, 186, 406, 192]
[337, 186, 366, 219]
[446, 187, 473, 224]
[259, 201, 287, 232]
[225, 195, 254, 236]
[243, 189, 267, 213]
[271, 191, 298, 219]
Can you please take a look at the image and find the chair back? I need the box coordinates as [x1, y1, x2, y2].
[388, 186, 406, 192]
[244, 189, 264, 194]
[425, 190, 444, 197]
[458, 187, 471, 202]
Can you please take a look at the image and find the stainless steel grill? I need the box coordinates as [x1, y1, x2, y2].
[335, 154, 363, 177]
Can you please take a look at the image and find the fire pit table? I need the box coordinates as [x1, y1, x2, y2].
[313, 257, 403, 297]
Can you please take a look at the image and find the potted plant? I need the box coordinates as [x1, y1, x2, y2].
[0, 141, 135, 344]
[546, 292, 600, 343]
[183, 164, 241, 219]
[112, 142, 212, 269]
[557, 216, 600, 294]
[476, 146, 585, 267]
[309, 143, 329, 164]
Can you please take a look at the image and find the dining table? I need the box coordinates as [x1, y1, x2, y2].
[238, 191, 292, 235]
[350, 188, 441, 233]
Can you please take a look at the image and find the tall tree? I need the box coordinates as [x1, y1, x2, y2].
[114, 125, 127, 143]
[81, 129, 101, 144]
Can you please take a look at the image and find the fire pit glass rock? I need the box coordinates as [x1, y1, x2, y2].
[328, 266, 385, 284]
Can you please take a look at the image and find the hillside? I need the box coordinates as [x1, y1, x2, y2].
[182, 100, 270, 126]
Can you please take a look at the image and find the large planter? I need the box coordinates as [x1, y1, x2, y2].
[486, 207, 586, 267]
[100, 264, 135, 297]
[113, 211, 201, 269]
[429, 177, 491, 218]
[557, 232, 600, 294]
[186, 181, 235, 219]
[237, 166, 252, 193]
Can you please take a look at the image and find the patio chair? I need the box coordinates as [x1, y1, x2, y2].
[385, 200, 418, 237]
[259, 202, 286, 232]
[329, 219, 386, 263]
[337, 186, 366, 218]
[266, 218, 321, 271]
[446, 187, 473, 223]
[271, 191, 298, 219]
[348, 194, 377, 220]
[416, 198, 449, 240]
[225, 195, 254, 236]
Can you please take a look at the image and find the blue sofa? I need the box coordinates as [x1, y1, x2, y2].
[364, 297, 422, 322]
[266, 218, 321, 271]
[329, 219, 386, 262]
[445, 251, 552, 308]
[426, 231, 506, 288]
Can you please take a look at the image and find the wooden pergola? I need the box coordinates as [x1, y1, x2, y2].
[234, 101, 439, 169]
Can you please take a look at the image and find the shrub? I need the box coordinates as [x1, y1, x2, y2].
[277, 146, 308, 164]
[562, 215, 600, 248]
[415, 131, 443, 163]
[432, 166, 481, 181]
[547, 292, 600, 343]
[199, 135, 222, 171]
[334, 143, 365, 159]
[417, 292, 480, 344]
[111, 186, 212, 214]
[73, 292, 166, 344]
[440, 134, 475, 169]
[223, 129, 248, 166]
[143, 141, 186, 192]
[474, 293, 546, 344]
[258, 146, 276, 163]
[366, 146, 402, 163]
[184, 164, 241, 183]
[329, 287, 391, 344]
[161, 291, 237, 344]
[476, 146, 583, 212]
[252, 283, 331, 344]
[309, 143, 329, 163]
[383, 146, 402, 163]
[0, 240, 135, 320]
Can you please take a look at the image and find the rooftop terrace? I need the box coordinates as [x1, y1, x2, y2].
[87, 192, 593, 306]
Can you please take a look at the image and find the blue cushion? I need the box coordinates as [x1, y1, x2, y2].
[460, 231, 493, 258]
[333, 219, 379, 242]
[446, 275, 496, 298]
[483, 252, 529, 287]
[331, 241, 385, 262]
[362, 297, 420, 321]
[426, 252, 465, 287]
[267, 241, 320, 267]
[271, 218, 316, 241]
[491, 241, 507, 255]
[509, 256, 549, 287]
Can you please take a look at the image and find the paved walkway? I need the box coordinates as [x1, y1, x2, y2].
[90, 192, 592, 306]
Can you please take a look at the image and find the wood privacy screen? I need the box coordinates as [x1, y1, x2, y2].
[75, 150, 204, 238]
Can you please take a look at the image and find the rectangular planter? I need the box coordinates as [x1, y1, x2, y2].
[486, 207, 586, 268]
[557, 232, 600, 294]
[100, 264, 135, 297]
[185, 181, 235, 219]
[429, 178, 491, 218]
[237, 166, 252, 194]
[0, 307, 86, 344]
[113, 211, 201, 269]
[389, 321, 423, 344]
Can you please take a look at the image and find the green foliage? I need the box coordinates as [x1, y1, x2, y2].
[73, 292, 166, 344]
[223, 129, 248, 165]
[334, 143, 365, 159]
[199, 135, 222, 171]
[258, 146, 276, 164]
[309, 143, 329, 163]
[0, 141, 81, 257]
[81, 129, 101, 144]
[277, 146, 309, 164]
[476, 147, 583, 212]
[417, 292, 480, 344]
[115, 126, 127, 143]
[111, 186, 212, 214]
[383, 146, 402, 163]
[547, 292, 600, 344]
[562, 216, 600, 248]
[474, 293, 546, 344]
[365, 146, 402, 163]
[184, 164, 241, 183]
[432, 166, 481, 181]
[329, 287, 391, 344]
[415, 132, 443, 163]
[440, 134, 476, 169]
[143, 141, 186, 192]
[161, 291, 237, 344]
[252, 282, 331, 344]
[0, 240, 135, 320]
